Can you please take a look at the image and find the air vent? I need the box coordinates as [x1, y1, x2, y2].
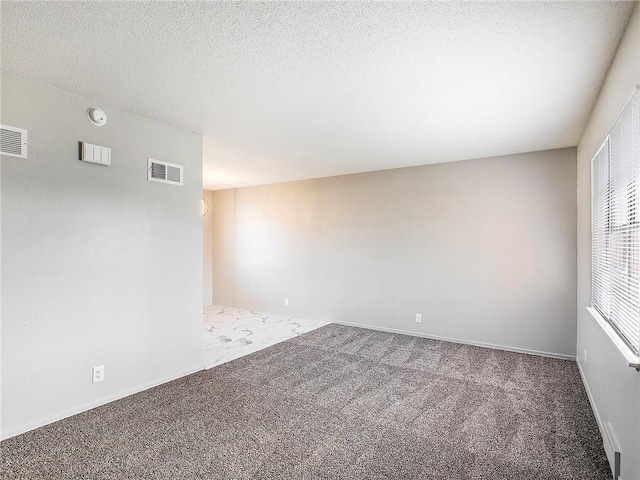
[0, 124, 28, 159]
[148, 158, 183, 186]
[603, 421, 621, 479]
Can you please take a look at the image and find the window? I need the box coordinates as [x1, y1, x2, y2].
[592, 87, 640, 355]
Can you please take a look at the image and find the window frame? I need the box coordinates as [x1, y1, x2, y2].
[590, 85, 640, 365]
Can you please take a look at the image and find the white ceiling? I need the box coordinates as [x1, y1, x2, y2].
[1, 1, 636, 190]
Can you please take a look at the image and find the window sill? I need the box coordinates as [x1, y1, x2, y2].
[586, 307, 640, 370]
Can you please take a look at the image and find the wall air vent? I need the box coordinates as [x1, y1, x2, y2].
[603, 421, 621, 479]
[148, 158, 183, 186]
[0, 124, 28, 159]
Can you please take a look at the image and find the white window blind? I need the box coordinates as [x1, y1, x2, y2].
[592, 87, 640, 355]
[592, 139, 610, 320]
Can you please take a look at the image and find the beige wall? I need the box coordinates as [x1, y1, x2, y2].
[576, 4, 640, 479]
[1, 72, 204, 439]
[203, 189, 214, 306]
[213, 148, 577, 358]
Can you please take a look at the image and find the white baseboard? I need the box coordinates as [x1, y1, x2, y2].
[211, 303, 576, 361]
[577, 360, 605, 435]
[577, 360, 617, 479]
[1, 363, 204, 441]
[332, 319, 577, 361]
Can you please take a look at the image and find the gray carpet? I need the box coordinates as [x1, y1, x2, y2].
[1, 324, 610, 479]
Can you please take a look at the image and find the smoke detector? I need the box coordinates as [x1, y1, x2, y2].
[87, 107, 107, 126]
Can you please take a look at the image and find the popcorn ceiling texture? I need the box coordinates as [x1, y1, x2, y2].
[0, 1, 635, 188]
[0, 324, 609, 479]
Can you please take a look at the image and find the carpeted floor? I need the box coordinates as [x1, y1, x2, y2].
[1, 324, 610, 479]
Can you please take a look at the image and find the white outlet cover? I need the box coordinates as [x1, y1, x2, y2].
[416, 313, 422, 323]
[92, 365, 105, 383]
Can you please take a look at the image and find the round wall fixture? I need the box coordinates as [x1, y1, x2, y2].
[201, 197, 210, 217]
[87, 107, 107, 126]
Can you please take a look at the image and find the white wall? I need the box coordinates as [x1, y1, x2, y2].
[0, 72, 204, 439]
[203, 189, 214, 306]
[576, 5, 640, 479]
[213, 148, 577, 358]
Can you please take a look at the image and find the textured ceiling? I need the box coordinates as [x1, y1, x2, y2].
[1, 1, 636, 189]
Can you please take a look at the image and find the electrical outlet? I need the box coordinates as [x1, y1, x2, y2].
[284, 297, 289, 306]
[416, 313, 422, 323]
[584, 349, 587, 365]
[92, 365, 104, 383]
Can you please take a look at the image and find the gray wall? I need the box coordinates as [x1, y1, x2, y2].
[213, 148, 577, 358]
[1, 72, 204, 438]
[576, 4, 640, 479]
[203, 189, 214, 305]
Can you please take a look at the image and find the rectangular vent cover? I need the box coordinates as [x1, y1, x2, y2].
[603, 421, 621, 479]
[0, 124, 28, 159]
[148, 158, 183, 186]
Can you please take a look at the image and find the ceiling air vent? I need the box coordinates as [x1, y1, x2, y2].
[148, 158, 183, 186]
[0, 124, 28, 159]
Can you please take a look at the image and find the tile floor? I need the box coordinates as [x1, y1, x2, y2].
[203, 304, 330, 368]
